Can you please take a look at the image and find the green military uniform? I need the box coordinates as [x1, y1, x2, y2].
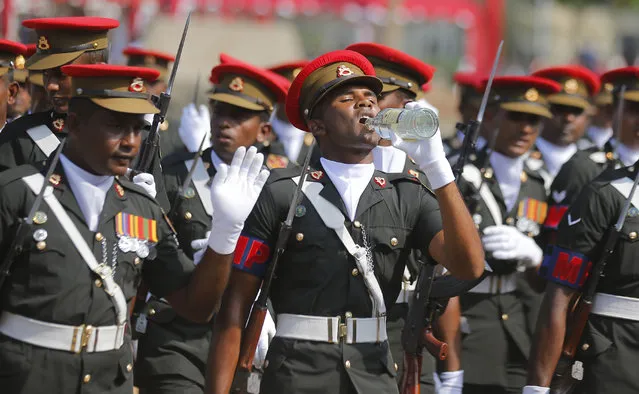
[0, 163, 194, 394]
[457, 150, 548, 392]
[538, 164, 639, 394]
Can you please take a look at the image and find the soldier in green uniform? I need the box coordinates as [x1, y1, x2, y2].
[526, 66, 600, 189]
[541, 67, 639, 247]
[0, 40, 28, 130]
[205, 49, 485, 394]
[0, 17, 118, 172]
[0, 63, 267, 394]
[135, 60, 290, 394]
[525, 71, 639, 393]
[456, 76, 561, 394]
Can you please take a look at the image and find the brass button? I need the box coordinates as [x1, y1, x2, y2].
[83, 374, 91, 383]
[353, 221, 361, 228]
[345, 360, 351, 368]
[394, 363, 398, 371]
[629, 231, 637, 240]
[501, 313, 509, 321]
[606, 151, 614, 160]
[390, 237, 399, 247]
[134, 257, 141, 265]
[351, 268, 359, 277]
[126, 363, 133, 372]
[581, 343, 590, 351]
[92, 42, 98, 48]
[184, 211, 192, 220]
[483, 168, 493, 179]
[296, 233, 304, 242]
[505, 218, 515, 225]
[345, 311, 352, 319]
[95, 232, 104, 241]
[94, 279, 102, 288]
[149, 308, 156, 316]
[36, 241, 46, 250]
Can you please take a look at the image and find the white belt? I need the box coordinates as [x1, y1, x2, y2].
[591, 293, 639, 321]
[0, 312, 125, 353]
[395, 280, 415, 304]
[467, 273, 517, 294]
[276, 313, 387, 344]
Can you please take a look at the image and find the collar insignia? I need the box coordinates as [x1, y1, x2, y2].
[310, 170, 324, 180]
[374, 176, 387, 188]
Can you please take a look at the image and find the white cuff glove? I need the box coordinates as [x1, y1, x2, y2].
[433, 370, 463, 394]
[482, 225, 543, 268]
[207, 146, 270, 255]
[191, 231, 211, 265]
[132, 172, 157, 198]
[522, 386, 550, 394]
[253, 309, 276, 369]
[390, 101, 454, 190]
[178, 103, 212, 153]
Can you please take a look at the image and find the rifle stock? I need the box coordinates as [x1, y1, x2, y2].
[238, 304, 268, 370]
[400, 352, 422, 394]
[423, 328, 448, 361]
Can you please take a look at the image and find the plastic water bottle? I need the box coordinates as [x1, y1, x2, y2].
[360, 107, 439, 140]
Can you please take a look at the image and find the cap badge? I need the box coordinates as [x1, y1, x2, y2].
[337, 65, 354, 78]
[374, 176, 387, 188]
[52, 118, 65, 132]
[564, 79, 579, 94]
[525, 88, 539, 102]
[292, 67, 303, 78]
[144, 55, 156, 66]
[129, 78, 145, 93]
[310, 170, 324, 180]
[604, 82, 614, 92]
[14, 55, 25, 70]
[229, 77, 244, 92]
[38, 36, 51, 51]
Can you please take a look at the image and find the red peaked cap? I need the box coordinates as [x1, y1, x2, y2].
[217, 53, 294, 89]
[483, 76, 562, 119]
[61, 64, 160, 81]
[25, 44, 37, 57]
[122, 47, 175, 62]
[601, 67, 639, 103]
[268, 60, 310, 74]
[286, 50, 381, 132]
[421, 82, 431, 93]
[532, 65, 600, 95]
[211, 58, 290, 94]
[22, 17, 120, 30]
[483, 76, 562, 93]
[0, 40, 27, 56]
[453, 72, 485, 90]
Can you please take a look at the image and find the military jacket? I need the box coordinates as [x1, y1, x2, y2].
[0, 163, 194, 394]
[0, 110, 66, 172]
[457, 150, 548, 387]
[539, 165, 639, 394]
[233, 163, 442, 393]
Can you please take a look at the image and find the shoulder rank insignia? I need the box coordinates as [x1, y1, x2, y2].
[51, 118, 65, 132]
[310, 170, 324, 180]
[115, 212, 158, 243]
[374, 176, 387, 188]
[266, 154, 289, 169]
[114, 183, 125, 198]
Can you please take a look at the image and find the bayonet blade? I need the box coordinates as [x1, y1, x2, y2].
[180, 134, 208, 196]
[477, 40, 504, 125]
[166, 11, 191, 97]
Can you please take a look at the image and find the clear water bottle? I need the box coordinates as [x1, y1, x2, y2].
[360, 107, 439, 140]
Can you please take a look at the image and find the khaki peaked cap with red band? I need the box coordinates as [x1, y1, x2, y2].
[453, 72, 485, 104]
[601, 67, 639, 103]
[346, 42, 434, 97]
[286, 50, 383, 132]
[24, 44, 44, 87]
[209, 61, 289, 112]
[0, 39, 27, 82]
[23, 17, 119, 71]
[532, 65, 600, 110]
[483, 76, 562, 119]
[62, 64, 160, 114]
[268, 60, 310, 82]
[123, 47, 175, 81]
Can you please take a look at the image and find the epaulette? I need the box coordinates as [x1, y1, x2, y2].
[161, 150, 198, 168]
[266, 165, 305, 185]
[266, 153, 289, 169]
[0, 164, 38, 187]
[387, 167, 434, 193]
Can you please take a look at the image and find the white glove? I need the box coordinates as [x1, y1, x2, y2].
[253, 309, 276, 369]
[433, 370, 463, 394]
[132, 172, 157, 198]
[390, 101, 454, 190]
[482, 225, 543, 269]
[178, 103, 212, 153]
[522, 386, 550, 394]
[207, 146, 270, 255]
[191, 231, 211, 265]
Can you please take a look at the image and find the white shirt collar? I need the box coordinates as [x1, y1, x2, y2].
[270, 113, 306, 161]
[209, 148, 225, 172]
[320, 157, 375, 221]
[490, 151, 526, 212]
[616, 142, 639, 167]
[59, 154, 114, 231]
[372, 145, 407, 173]
[586, 126, 613, 149]
[534, 137, 577, 178]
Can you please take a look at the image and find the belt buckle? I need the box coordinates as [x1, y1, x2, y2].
[71, 324, 94, 353]
[338, 322, 347, 343]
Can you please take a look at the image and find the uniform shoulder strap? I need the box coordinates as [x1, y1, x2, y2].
[461, 164, 503, 225]
[25, 125, 60, 157]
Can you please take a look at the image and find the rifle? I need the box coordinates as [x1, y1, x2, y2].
[550, 106, 638, 394]
[167, 134, 208, 220]
[0, 138, 67, 291]
[400, 41, 503, 394]
[451, 41, 504, 181]
[134, 11, 191, 173]
[238, 139, 317, 371]
[193, 70, 201, 105]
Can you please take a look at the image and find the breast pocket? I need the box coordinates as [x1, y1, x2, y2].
[116, 247, 144, 300]
[618, 217, 639, 277]
[368, 226, 409, 278]
[25, 224, 68, 295]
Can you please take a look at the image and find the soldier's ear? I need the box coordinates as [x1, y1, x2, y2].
[307, 119, 326, 138]
[256, 121, 272, 143]
[6, 82, 19, 105]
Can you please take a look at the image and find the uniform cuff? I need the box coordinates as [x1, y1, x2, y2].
[207, 222, 243, 255]
[522, 386, 550, 394]
[420, 158, 455, 190]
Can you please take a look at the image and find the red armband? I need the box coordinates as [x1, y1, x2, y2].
[544, 205, 569, 230]
[232, 235, 271, 277]
[538, 246, 593, 289]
